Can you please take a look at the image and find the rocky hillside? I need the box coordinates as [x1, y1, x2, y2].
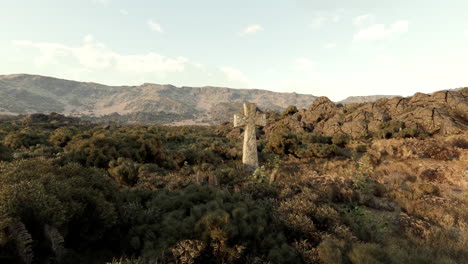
[0, 74, 317, 124]
[265, 90, 468, 137]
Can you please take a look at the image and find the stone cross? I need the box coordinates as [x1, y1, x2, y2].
[234, 103, 266, 170]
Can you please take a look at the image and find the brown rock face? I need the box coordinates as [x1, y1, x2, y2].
[341, 121, 368, 138]
[302, 97, 339, 124]
[264, 90, 468, 138]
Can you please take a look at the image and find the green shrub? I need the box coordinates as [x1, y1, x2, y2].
[108, 158, 141, 186]
[0, 158, 119, 264]
[332, 133, 350, 147]
[49, 126, 79, 147]
[264, 128, 299, 155]
[317, 239, 345, 264]
[356, 144, 367, 153]
[2, 129, 48, 149]
[120, 185, 300, 263]
[374, 121, 427, 139]
[0, 143, 13, 161]
[299, 132, 332, 144]
[374, 120, 405, 139]
[295, 143, 339, 158]
[65, 127, 166, 168]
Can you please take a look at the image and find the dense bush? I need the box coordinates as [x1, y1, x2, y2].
[295, 143, 339, 158]
[2, 129, 48, 149]
[108, 158, 141, 186]
[119, 185, 300, 263]
[264, 128, 299, 155]
[0, 143, 12, 161]
[49, 126, 79, 147]
[0, 159, 119, 264]
[299, 132, 332, 145]
[265, 128, 351, 159]
[374, 121, 427, 139]
[0, 123, 18, 141]
[64, 127, 166, 168]
[332, 133, 350, 147]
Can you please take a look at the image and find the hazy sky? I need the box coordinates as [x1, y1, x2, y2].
[1, 0, 467, 100]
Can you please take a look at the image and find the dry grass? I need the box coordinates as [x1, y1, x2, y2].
[269, 133, 468, 263]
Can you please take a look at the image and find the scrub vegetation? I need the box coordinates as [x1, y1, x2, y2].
[0, 111, 466, 264]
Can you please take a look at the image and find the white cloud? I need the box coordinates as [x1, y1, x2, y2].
[12, 40, 70, 66]
[293, 58, 316, 72]
[147, 19, 163, 33]
[310, 16, 326, 28]
[220, 66, 253, 86]
[13, 35, 187, 75]
[120, 9, 128, 15]
[324, 43, 337, 49]
[353, 14, 372, 26]
[242, 24, 264, 35]
[353, 20, 409, 41]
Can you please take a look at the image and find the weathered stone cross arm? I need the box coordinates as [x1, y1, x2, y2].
[234, 103, 266, 128]
[233, 103, 266, 170]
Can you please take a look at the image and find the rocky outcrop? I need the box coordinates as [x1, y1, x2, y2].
[264, 113, 313, 135]
[302, 97, 339, 124]
[264, 90, 468, 137]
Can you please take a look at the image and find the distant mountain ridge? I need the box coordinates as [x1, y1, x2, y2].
[338, 95, 400, 105]
[0, 74, 317, 124]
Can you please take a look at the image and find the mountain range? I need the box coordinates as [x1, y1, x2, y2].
[0, 74, 403, 124]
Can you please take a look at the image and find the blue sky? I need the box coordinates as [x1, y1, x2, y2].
[1, 0, 467, 100]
